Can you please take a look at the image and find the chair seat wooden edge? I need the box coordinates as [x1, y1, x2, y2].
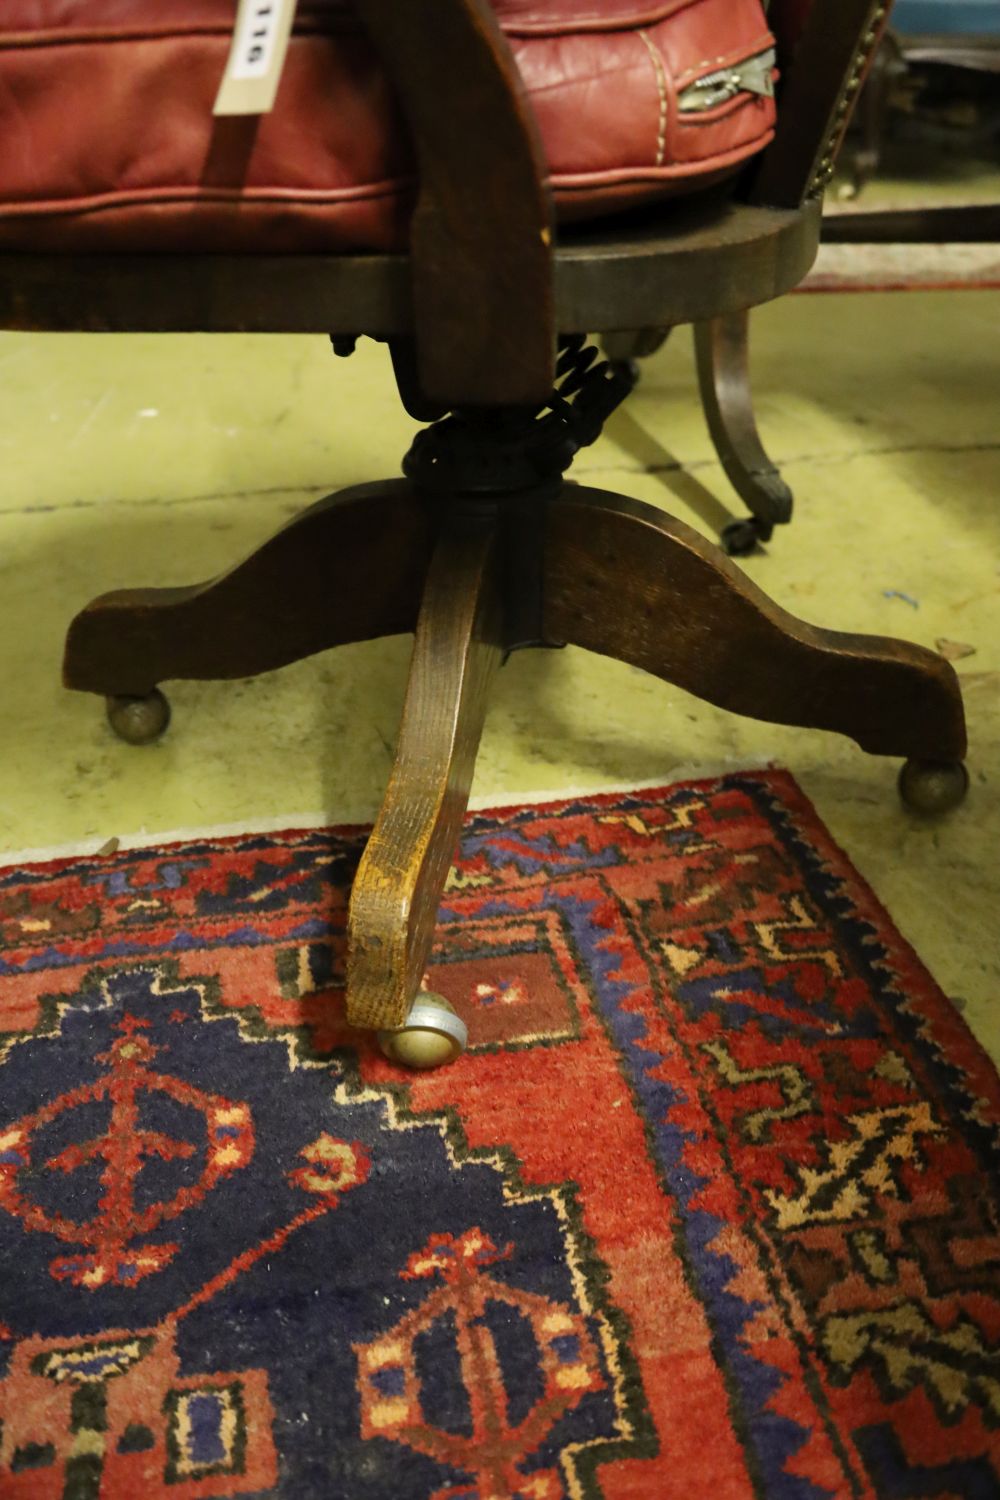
[0, 202, 820, 339]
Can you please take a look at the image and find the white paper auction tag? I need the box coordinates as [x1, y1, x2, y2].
[213, 0, 298, 116]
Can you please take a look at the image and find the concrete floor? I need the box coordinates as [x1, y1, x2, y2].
[0, 292, 997, 1057]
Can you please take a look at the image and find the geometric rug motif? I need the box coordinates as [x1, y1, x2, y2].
[0, 770, 998, 1498]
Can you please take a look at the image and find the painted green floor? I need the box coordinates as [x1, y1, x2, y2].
[0, 292, 997, 1057]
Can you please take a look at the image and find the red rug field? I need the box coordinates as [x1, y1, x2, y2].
[0, 770, 997, 1499]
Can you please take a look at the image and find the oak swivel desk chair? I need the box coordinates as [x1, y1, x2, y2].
[0, 0, 967, 1068]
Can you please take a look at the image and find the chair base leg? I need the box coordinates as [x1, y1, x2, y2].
[542, 484, 966, 765]
[352, 482, 967, 1048]
[63, 480, 434, 701]
[695, 311, 794, 553]
[346, 509, 503, 1034]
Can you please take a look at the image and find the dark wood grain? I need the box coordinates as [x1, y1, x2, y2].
[347, 512, 503, 1031]
[352, 0, 554, 408]
[63, 482, 433, 696]
[694, 311, 793, 528]
[542, 486, 966, 762]
[0, 201, 820, 339]
[753, 0, 893, 208]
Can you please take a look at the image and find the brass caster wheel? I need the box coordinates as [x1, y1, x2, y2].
[898, 758, 969, 816]
[106, 689, 171, 746]
[378, 993, 467, 1070]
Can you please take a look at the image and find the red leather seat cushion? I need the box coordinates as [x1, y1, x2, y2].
[0, 0, 777, 252]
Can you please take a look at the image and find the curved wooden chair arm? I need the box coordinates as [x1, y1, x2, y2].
[752, 0, 894, 208]
[352, 0, 555, 408]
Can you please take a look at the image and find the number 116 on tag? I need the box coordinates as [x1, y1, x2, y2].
[214, 0, 298, 115]
[233, 3, 283, 79]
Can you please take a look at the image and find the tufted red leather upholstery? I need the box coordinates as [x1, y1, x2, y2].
[0, 0, 777, 252]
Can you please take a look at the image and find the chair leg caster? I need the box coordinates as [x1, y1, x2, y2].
[378, 994, 468, 1070]
[721, 516, 772, 557]
[106, 689, 171, 746]
[898, 758, 969, 816]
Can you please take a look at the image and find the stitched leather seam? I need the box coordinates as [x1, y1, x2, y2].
[0, 139, 778, 224]
[674, 33, 775, 87]
[0, 182, 414, 217]
[501, 0, 704, 34]
[1, 1, 706, 45]
[0, 15, 359, 48]
[681, 97, 767, 129]
[637, 31, 668, 168]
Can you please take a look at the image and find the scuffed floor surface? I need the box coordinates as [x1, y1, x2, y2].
[0, 292, 996, 1055]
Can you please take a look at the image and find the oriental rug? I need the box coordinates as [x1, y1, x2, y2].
[801, 239, 1000, 293]
[0, 770, 998, 1500]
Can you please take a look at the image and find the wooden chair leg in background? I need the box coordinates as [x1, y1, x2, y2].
[543, 484, 968, 811]
[694, 311, 794, 557]
[63, 481, 434, 742]
[347, 508, 503, 1066]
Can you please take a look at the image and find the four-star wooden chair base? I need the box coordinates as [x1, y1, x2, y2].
[64, 477, 968, 1064]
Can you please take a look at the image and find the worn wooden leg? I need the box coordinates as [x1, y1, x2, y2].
[63, 480, 434, 701]
[347, 510, 503, 1039]
[543, 485, 967, 765]
[694, 311, 793, 556]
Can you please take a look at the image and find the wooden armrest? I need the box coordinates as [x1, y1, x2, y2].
[352, 0, 555, 408]
[752, 0, 895, 208]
